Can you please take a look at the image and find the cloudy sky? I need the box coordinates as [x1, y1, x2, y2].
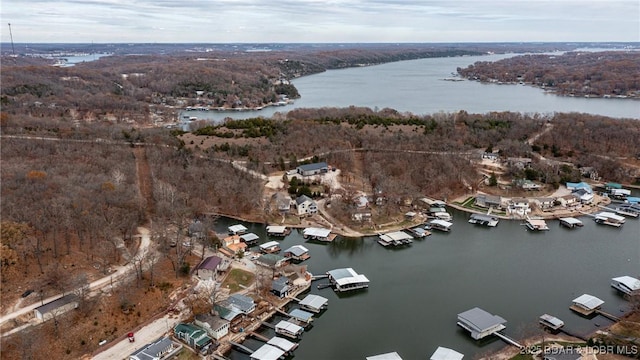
[1, 0, 638, 43]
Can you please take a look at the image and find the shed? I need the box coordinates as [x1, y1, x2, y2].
[430, 346, 464, 360]
[296, 162, 328, 176]
[34, 294, 79, 321]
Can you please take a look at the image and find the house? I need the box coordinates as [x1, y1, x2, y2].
[188, 220, 206, 240]
[580, 166, 599, 181]
[213, 304, 243, 323]
[482, 152, 500, 161]
[573, 188, 594, 204]
[295, 195, 318, 216]
[34, 294, 79, 321]
[566, 182, 592, 194]
[195, 256, 223, 280]
[221, 235, 247, 255]
[271, 192, 292, 213]
[532, 197, 556, 211]
[283, 245, 310, 262]
[271, 277, 291, 298]
[129, 337, 181, 360]
[296, 162, 328, 176]
[194, 313, 230, 340]
[557, 194, 579, 208]
[507, 198, 531, 217]
[352, 208, 372, 222]
[514, 179, 541, 191]
[475, 194, 502, 209]
[506, 157, 532, 169]
[173, 323, 213, 350]
[255, 254, 289, 269]
[223, 294, 256, 315]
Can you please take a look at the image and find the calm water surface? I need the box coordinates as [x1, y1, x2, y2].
[215, 210, 639, 360]
[181, 53, 640, 122]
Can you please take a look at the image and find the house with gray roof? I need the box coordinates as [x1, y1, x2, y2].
[129, 337, 181, 360]
[194, 313, 230, 340]
[224, 294, 255, 315]
[34, 294, 78, 322]
[173, 323, 212, 350]
[214, 304, 243, 322]
[475, 194, 502, 209]
[295, 195, 318, 216]
[296, 162, 328, 176]
[271, 277, 291, 298]
[256, 254, 289, 269]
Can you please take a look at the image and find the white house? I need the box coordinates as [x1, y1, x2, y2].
[295, 195, 318, 216]
[194, 313, 230, 340]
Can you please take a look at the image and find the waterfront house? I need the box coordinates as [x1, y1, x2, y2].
[256, 254, 289, 269]
[507, 198, 531, 217]
[532, 197, 556, 211]
[295, 195, 318, 216]
[482, 152, 500, 161]
[194, 313, 230, 340]
[457, 307, 507, 340]
[557, 194, 578, 208]
[296, 162, 328, 176]
[506, 157, 532, 169]
[475, 194, 502, 209]
[570, 294, 604, 315]
[250, 344, 285, 360]
[221, 234, 247, 255]
[367, 352, 404, 360]
[298, 294, 328, 313]
[566, 182, 592, 194]
[283, 245, 310, 262]
[129, 337, 181, 360]
[573, 188, 594, 204]
[271, 192, 292, 213]
[195, 255, 223, 280]
[611, 276, 640, 296]
[224, 294, 256, 315]
[214, 304, 243, 323]
[271, 277, 291, 298]
[430, 347, 464, 360]
[34, 294, 78, 322]
[173, 323, 213, 350]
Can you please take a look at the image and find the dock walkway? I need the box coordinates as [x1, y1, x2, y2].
[494, 332, 524, 349]
[229, 340, 254, 354]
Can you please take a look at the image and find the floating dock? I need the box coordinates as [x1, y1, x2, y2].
[539, 314, 564, 331]
[594, 211, 625, 227]
[524, 218, 549, 231]
[468, 213, 500, 227]
[303, 227, 336, 242]
[570, 294, 604, 316]
[378, 231, 414, 247]
[558, 217, 583, 229]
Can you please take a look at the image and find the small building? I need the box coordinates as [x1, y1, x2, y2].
[271, 192, 292, 213]
[532, 197, 556, 210]
[194, 313, 230, 340]
[240, 233, 260, 246]
[228, 224, 248, 235]
[266, 225, 290, 237]
[173, 323, 213, 350]
[296, 162, 328, 176]
[284, 245, 311, 262]
[298, 294, 328, 313]
[482, 152, 500, 161]
[274, 320, 304, 339]
[457, 307, 507, 340]
[129, 337, 181, 360]
[475, 194, 502, 209]
[570, 294, 604, 315]
[295, 195, 318, 216]
[267, 336, 298, 353]
[195, 255, 223, 280]
[303, 227, 335, 242]
[256, 254, 289, 269]
[430, 346, 464, 360]
[34, 294, 79, 322]
[259, 241, 281, 254]
[250, 344, 285, 360]
[366, 352, 404, 360]
[611, 276, 640, 296]
[514, 179, 541, 191]
[327, 268, 370, 292]
[271, 277, 291, 298]
[224, 294, 256, 315]
[573, 188, 594, 204]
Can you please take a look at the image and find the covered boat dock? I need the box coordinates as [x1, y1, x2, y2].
[298, 294, 328, 313]
[558, 217, 583, 229]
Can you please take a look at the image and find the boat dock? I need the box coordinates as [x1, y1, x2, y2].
[494, 331, 524, 349]
[558, 217, 583, 228]
[248, 331, 270, 342]
[311, 274, 328, 281]
[228, 340, 253, 354]
[595, 309, 621, 322]
[317, 283, 333, 290]
[599, 205, 639, 218]
[260, 321, 275, 329]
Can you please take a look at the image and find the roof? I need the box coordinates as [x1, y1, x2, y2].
[469, 214, 498, 222]
[303, 227, 331, 237]
[559, 217, 582, 225]
[366, 352, 404, 360]
[250, 344, 285, 360]
[596, 211, 625, 221]
[130, 337, 174, 360]
[430, 347, 464, 360]
[327, 268, 359, 280]
[228, 224, 248, 233]
[430, 219, 453, 228]
[240, 233, 260, 242]
[214, 304, 242, 321]
[527, 219, 547, 227]
[35, 294, 78, 315]
[572, 294, 604, 310]
[288, 309, 314, 322]
[380, 231, 413, 242]
[197, 256, 222, 271]
[566, 182, 592, 193]
[227, 294, 255, 312]
[260, 241, 280, 250]
[257, 254, 287, 267]
[457, 307, 507, 332]
[539, 314, 564, 328]
[335, 274, 369, 287]
[296, 194, 314, 205]
[275, 320, 303, 334]
[284, 245, 309, 256]
[266, 225, 287, 234]
[267, 336, 297, 352]
[612, 276, 640, 291]
[272, 277, 290, 292]
[299, 294, 328, 309]
[195, 313, 229, 330]
[297, 162, 328, 172]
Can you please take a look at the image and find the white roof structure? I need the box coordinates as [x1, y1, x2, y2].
[457, 307, 506, 339]
[596, 212, 626, 222]
[366, 352, 404, 360]
[559, 217, 583, 225]
[303, 227, 331, 238]
[228, 224, 248, 234]
[430, 219, 453, 227]
[259, 241, 280, 250]
[267, 336, 297, 352]
[612, 276, 640, 292]
[284, 245, 309, 256]
[379, 231, 413, 242]
[299, 294, 328, 310]
[430, 347, 464, 360]
[539, 314, 564, 328]
[240, 233, 260, 242]
[327, 268, 370, 287]
[266, 225, 287, 234]
[572, 294, 604, 310]
[275, 320, 303, 335]
[250, 344, 285, 360]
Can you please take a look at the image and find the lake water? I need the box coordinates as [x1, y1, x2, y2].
[214, 210, 639, 360]
[180, 53, 640, 122]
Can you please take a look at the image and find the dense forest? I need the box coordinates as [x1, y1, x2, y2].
[457, 51, 640, 98]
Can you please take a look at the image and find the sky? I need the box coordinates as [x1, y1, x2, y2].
[1, 0, 639, 43]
